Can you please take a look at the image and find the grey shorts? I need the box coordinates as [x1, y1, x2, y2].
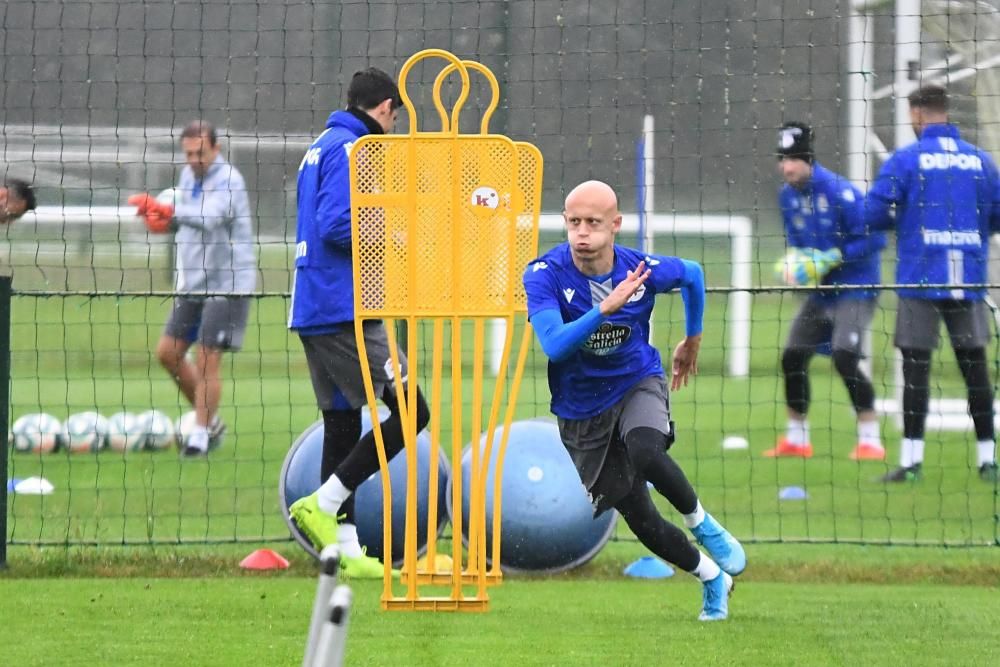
[300, 320, 409, 411]
[163, 296, 251, 350]
[786, 297, 876, 354]
[557, 375, 673, 516]
[894, 298, 991, 351]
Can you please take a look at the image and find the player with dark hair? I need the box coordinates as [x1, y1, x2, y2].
[523, 180, 745, 621]
[288, 68, 428, 578]
[128, 120, 257, 457]
[767, 121, 887, 460]
[865, 85, 1000, 482]
[0, 178, 37, 225]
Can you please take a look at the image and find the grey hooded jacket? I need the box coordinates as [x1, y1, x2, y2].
[172, 155, 257, 295]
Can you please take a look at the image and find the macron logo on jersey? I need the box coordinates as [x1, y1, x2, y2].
[563, 288, 575, 303]
[922, 230, 982, 247]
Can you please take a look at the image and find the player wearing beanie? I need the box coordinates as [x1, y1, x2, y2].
[767, 122, 887, 462]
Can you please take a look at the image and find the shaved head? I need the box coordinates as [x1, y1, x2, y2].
[564, 180, 619, 214]
[562, 180, 623, 275]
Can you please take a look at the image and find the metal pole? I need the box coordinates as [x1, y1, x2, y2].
[847, 7, 877, 375]
[303, 546, 341, 667]
[846, 7, 875, 190]
[0, 276, 12, 569]
[642, 115, 655, 255]
[642, 115, 656, 343]
[895, 0, 922, 148]
[892, 0, 922, 415]
[311, 585, 353, 667]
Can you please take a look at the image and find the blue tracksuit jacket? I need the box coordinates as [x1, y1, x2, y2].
[864, 123, 1000, 300]
[289, 110, 374, 332]
[779, 162, 885, 301]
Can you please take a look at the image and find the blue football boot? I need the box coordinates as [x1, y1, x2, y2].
[690, 513, 746, 576]
[698, 571, 734, 622]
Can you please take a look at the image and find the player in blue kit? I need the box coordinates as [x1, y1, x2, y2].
[288, 68, 430, 577]
[522, 180, 746, 621]
[865, 85, 1000, 483]
[767, 122, 887, 461]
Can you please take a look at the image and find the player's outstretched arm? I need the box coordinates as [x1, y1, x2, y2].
[673, 258, 705, 390]
[862, 157, 906, 232]
[526, 261, 649, 364]
[839, 186, 886, 262]
[127, 193, 174, 234]
[530, 308, 603, 363]
[671, 334, 702, 391]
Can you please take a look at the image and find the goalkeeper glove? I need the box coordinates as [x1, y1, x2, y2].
[806, 247, 843, 279]
[127, 193, 175, 234]
[775, 247, 843, 287]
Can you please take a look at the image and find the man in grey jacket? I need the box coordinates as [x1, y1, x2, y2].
[129, 120, 257, 457]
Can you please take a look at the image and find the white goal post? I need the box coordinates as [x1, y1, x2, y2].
[850, 0, 1000, 430]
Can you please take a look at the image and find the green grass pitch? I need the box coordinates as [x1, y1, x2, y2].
[2, 234, 998, 665]
[2, 541, 999, 666]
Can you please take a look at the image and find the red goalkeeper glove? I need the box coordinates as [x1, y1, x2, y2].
[127, 193, 155, 215]
[127, 193, 175, 234]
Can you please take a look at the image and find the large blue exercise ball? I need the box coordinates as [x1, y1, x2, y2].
[447, 419, 617, 574]
[280, 408, 449, 566]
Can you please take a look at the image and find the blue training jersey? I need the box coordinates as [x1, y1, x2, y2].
[523, 244, 687, 420]
[290, 110, 376, 332]
[779, 162, 885, 301]
[865, 123, 1000, 300]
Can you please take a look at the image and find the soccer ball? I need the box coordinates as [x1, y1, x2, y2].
[62, 411, 110, 453]
[10, 413, 63, 454]
[136, 409, 176, 451]
[106, 412, 145, 452]
[773, 248, 818, 287]
[156, 187, 182, 207]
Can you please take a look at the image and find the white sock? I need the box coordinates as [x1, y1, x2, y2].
[337, 523, 364, 558]
[900, 438, 925, 468]
[977, 440, 996, 467]
[683, 501, 706, 529]
[786, 418, 809, 446]
[692, 552, 721, 582]
[186, 426, 209, 452]
[858, 420, 881, 446]
[317, 474, 352, 515]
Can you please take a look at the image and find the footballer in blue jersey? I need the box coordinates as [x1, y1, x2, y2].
[864, 85, 999, 483]
[523, 180, 746, 621]
[766, 122, 887, 462]
[288, 68, 431, 577]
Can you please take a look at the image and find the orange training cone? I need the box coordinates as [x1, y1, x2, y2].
[240, 548, 290, 570]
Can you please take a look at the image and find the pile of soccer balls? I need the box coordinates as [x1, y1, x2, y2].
[8, 410, 206, 454]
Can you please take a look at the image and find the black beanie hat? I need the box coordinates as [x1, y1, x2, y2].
[776, 122, 814, 163]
